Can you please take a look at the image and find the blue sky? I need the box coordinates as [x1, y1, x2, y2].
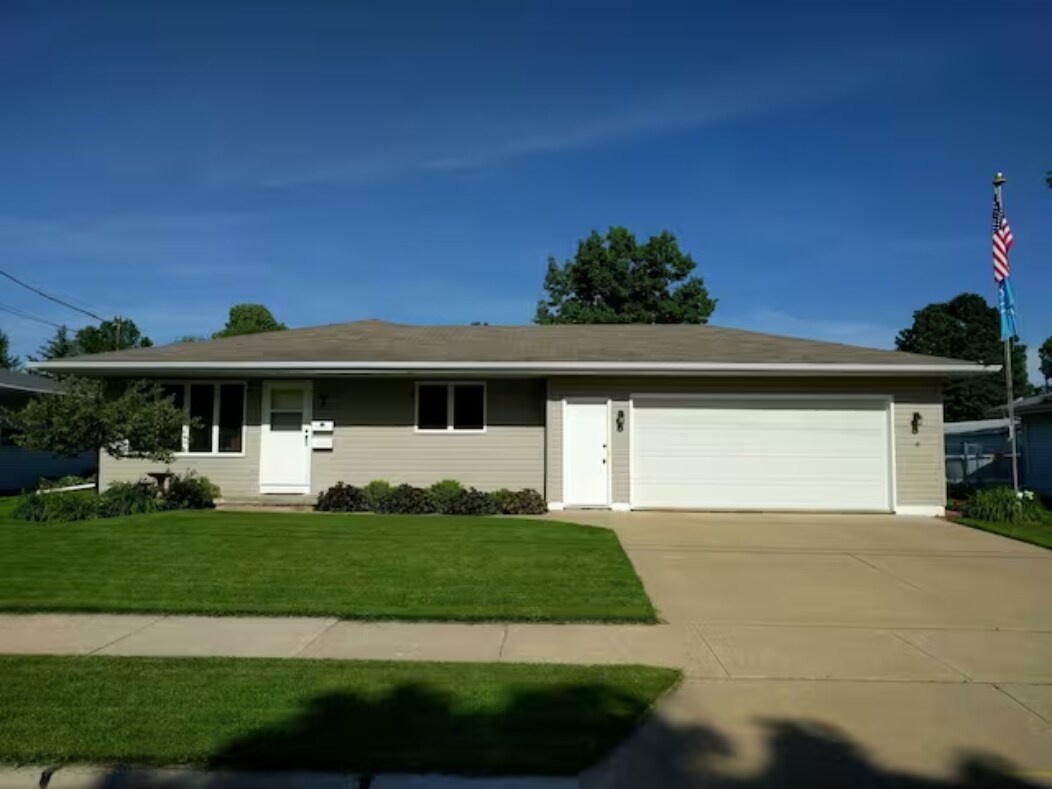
[1, 1, 1049, 377]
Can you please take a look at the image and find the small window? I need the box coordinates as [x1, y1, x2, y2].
[187, 384, 214, 453]
[416, 383, 485, 432]
[453, 384, 484, 430]
[217, 384, 244, 452]
[417, 384, 449, 430]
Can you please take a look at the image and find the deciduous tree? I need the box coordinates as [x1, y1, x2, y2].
[535, 228, 716, 324]
[213, 304, 287, 338]
[895, 293, 1032, 421]
[4, 378, 185, 461]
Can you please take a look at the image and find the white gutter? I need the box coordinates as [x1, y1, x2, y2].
[28, 360, 997, 375]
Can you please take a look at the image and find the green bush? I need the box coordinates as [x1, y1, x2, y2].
[99, 482, 162, 518]
[444, 487, 501, 516]
[376, 484, 436, 514]
[429, 479, 465, 513]
[961, 486, 1043, 524]
[163, 472, 219, 510]
[12, 491, 99, 523]
[315, 483, 368, 512]
[491, 488, 514, 513]
[501, 488, 548, 515]
[363, 480, 393, 509]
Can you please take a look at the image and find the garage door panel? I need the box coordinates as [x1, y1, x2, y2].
[631, 398, 891, 511]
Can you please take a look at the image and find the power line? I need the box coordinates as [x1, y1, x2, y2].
[0, 302, 64, 329]
[0, 269, 106, 322]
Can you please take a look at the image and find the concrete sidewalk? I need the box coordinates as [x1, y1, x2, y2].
[5, 613, 1052, 686]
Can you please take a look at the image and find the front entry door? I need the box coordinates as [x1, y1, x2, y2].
[260, 381, 312, 494]
[563, 400, 610, 507]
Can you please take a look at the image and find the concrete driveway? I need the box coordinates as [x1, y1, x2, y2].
[558, 512, 1052, 788]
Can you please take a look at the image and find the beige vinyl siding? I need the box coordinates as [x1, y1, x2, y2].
[311, 378, 545, 493]
[548, 376, 945, 509]
[100, 381, 263, 498]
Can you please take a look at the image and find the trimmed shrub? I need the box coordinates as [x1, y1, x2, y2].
[445, 487, 501, 516]
[163, 472, 219, 510]
[363, 480, 393, 510]
[316, 482, 369, 512]
[491, 488, 514, 513]
[501, 488, 548, 515]
[99, 482, 163, 518]
[429, 479, 465, 514]
[961, 486, 1042, 524]
[12, 491, 99, 523]
[376, 484, 436, 514]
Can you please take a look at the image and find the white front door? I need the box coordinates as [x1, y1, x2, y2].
[260, 381, 312, 494]
[564, 400, 610, 507]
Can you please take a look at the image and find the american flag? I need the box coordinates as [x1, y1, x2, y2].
[992, 191, 1014, 282]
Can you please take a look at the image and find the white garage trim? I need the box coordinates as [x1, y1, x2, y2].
[629, 393, 896, 512]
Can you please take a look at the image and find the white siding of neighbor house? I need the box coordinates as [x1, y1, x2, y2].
[1022, 413, 1052, 496]
[547, 376, 945, 509]
[99, 378, 546, 498]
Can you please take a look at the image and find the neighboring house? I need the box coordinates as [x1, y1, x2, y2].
[1013, 393, 1052, 496]
[944, 418, 1015, 489]
[0, 370, 97, 493]
[31, 320, 991, 516]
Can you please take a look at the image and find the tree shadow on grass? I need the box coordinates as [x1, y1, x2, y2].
[210, 682, 649, 777]
[66, 682, 1047, 788]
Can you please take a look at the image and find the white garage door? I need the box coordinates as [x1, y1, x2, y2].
[631, 396, 892, 511]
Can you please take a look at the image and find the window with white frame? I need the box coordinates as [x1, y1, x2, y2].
[161, 382, 246, 454]
[415, 382, 485, 432]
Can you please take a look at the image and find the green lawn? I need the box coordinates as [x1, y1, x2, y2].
[956, 517, 1052, 550]
[0, 655, 679, 774]
[0, 509, 655, 622]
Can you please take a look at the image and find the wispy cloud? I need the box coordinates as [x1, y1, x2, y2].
[221, 37, 962, 188]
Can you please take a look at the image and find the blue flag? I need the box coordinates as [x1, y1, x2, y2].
[998, 277, 1018, 342]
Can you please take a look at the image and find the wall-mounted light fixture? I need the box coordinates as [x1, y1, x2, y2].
[911, 411, 923, 434]
[317, 393, 328, 408]
[616, 409, 625, 432]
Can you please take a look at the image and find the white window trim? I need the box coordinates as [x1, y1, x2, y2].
[160, 381, 248, 458]
[414, 381, 487, 434]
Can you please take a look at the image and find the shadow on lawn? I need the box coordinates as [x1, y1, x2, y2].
[64, 683, 1044, 788]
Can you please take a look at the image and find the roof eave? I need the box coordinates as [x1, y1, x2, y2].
[26, 360, 997, 377]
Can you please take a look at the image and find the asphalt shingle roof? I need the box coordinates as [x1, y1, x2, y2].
[39, 320, 975, 368]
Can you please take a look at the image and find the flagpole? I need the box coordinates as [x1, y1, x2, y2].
[994, 171, 1020, 492]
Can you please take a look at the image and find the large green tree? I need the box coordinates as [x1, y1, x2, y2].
[0, 330, 18, 369]
[535, 228, 716, 324]
[1039, 337, 1052, 391]
[75, 318, 152, 355]
[896, 293, 1033, 422]
[213, 304, 287, 338]
[3, 378, 185, 461]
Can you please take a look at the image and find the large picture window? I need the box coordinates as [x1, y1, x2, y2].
[415, 383, 486, 432]
[162, 382, 246, 455]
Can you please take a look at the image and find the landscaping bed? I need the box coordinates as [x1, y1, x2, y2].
[949, 486, 1052, 551]
[0, 655, 679, 774]
[0, 510, 656, 622]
